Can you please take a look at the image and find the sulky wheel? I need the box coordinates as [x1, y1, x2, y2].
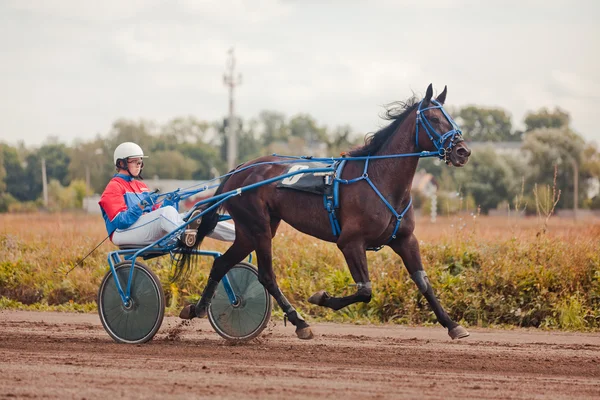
[208, 262, 272, 341]
[98, 261, 165, 344]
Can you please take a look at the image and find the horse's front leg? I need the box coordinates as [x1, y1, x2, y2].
[308, 241, 372, 310]
[389, 233, 469, 340]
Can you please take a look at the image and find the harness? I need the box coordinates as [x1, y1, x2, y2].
[274, 99, 463, 250]
[152, 98, 463, 251]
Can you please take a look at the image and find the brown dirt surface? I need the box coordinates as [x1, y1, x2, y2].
[1, 310, 599, 399]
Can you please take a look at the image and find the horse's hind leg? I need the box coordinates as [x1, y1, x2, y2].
[193, 218, 281, 318]
[308, 241, 372, 310]
[253, 220, 313, 340]
[390, 234, 469, 340]
[179, 234, 254, 319]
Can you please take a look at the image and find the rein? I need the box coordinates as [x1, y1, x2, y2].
[152, 100, 463, 245]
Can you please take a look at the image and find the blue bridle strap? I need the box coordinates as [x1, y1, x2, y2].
[415, 99, 463, 154]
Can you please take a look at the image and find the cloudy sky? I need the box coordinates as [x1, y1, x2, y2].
[1, 0, 598, 147]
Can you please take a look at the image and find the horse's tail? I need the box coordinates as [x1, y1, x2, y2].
[170, 173, 233, 284]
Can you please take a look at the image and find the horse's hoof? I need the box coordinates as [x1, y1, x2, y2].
[179, 304, 196, 320]
[448, 325, 470, 340]
[307, 290, 328, 306]
[296, 327, 314, 340]
[196, 305, 208, 319]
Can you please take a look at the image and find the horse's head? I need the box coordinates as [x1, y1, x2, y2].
[415, 84, 471, 167]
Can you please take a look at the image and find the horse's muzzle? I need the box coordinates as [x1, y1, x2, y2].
[449, 142, 471, 167]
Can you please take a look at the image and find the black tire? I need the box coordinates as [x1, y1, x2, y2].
[208, 262, 272, 341]
[98, 261, 165, 344]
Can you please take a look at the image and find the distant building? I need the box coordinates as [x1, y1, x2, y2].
[412, 170, 438, 197]
[411, 170, 438, 222]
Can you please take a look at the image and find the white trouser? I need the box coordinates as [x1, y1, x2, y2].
[111, 206, 236, 246]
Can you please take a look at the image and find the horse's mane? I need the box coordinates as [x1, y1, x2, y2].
[348, 96, 419, 157]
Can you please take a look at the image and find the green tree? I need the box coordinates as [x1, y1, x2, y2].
[109, 119, 156, 147]
[218, 117, 263, 166]
[456, 106, 517, 142]
[581, 143, 600, 180]
[24, 142, 72, 201]
[237, 120, 262, 163]
[157, 117, 211, 150]
[288, 114, 328, 145]
[522, 128, 587, 209]
[328, 125, 359, 155]
[69, 138, 112, 194]
[1, 144, 29, 201]
[143, 150, 198, 180]
[258, 111, 289, 146]
[0, 147, 5, 194]
[453, 147, 518, 213]
[524, 107, 570, 132]
[180, 142, 226, 179]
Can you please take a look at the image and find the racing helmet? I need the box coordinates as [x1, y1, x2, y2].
[113, 142, 147, 167]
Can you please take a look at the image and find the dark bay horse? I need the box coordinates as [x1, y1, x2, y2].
[179, 84, 472, 340]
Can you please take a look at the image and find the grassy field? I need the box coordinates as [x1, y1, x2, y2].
[1, 212, 599, 330]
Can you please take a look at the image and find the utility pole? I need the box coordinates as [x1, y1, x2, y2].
[223, 47, 242, 170]
[85, 165, 91, 194]
[572, 159, 579, 220]
[41, 157, 48, 207]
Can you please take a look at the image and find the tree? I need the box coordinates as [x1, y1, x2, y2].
[143, 150, 198, 180]
[581, 143, 600, 179]
[23, 142, 72, 201]
[218, 117, 263, 166]
[236, 120, 262, 163]
[257, 111, 289, 146]
[157, 117, 211, 150]
[288, 114, 328, 145]
[68, 138, 112, 194]
[1, 144, 30, 201]
[328, 125, 359, 155]
[180, 142, 226, 179]
[453, 147, 518, 213]
[456, 106, 517, 142]
[524, 107, 570, 132]
[522, 128, 587, 209]
[0, 147, 5, 194]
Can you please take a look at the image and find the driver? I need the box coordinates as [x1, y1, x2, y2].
[98, 142, 235, 246]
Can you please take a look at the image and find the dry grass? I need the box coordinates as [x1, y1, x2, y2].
[1, 212, 599, 330]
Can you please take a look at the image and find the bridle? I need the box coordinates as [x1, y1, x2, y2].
[416, 99, 464, 164]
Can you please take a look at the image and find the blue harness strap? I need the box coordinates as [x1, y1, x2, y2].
[177, 97, 462, 251]
[323, 157, 412, 249]
[323, 160, 345, 236]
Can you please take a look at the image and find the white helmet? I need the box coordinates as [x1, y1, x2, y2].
[113, 142, 148, 165]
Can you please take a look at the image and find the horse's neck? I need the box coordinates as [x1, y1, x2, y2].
[369, 120, 419, 208]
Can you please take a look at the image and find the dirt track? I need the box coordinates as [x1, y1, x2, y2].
[1, 310, 599, 399]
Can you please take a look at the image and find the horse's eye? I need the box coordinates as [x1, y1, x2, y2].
[430, 117, 440, 123]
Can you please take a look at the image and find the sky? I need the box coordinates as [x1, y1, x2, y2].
[1, 0, 599, 147]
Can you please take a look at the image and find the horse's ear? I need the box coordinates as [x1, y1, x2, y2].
[424, 83, 433, 103]
[436, 85, 447, 105]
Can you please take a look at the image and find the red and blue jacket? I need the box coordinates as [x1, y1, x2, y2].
[99, 174, 156, 237]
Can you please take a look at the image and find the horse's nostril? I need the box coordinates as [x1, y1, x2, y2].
[457, 147, 471, 157]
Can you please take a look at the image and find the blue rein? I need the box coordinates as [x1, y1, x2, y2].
[153, 99, 462, 249]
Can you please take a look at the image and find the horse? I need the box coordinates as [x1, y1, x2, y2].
[179, 84, 472, 340]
